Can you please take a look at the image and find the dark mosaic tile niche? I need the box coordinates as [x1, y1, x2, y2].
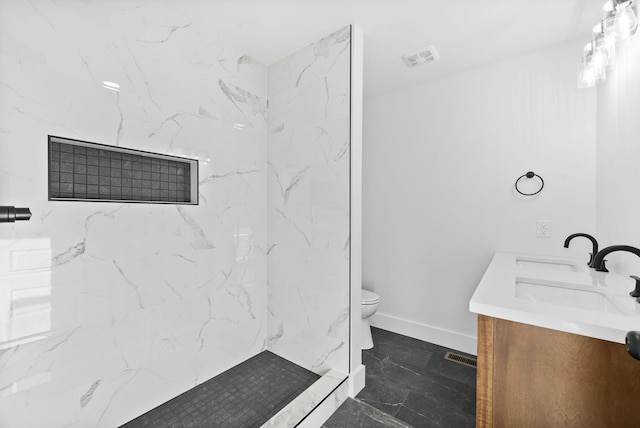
[48, 136, 197, 204]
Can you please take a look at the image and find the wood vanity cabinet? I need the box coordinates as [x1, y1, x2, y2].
[476, 315, 640, 427]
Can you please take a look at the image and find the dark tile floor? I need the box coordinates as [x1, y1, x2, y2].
[322, 397, 412, 428]
[324, 327, 477, 428]
[120, 351, 319, 428]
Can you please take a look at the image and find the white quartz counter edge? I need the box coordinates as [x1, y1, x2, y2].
[469, 252, 640, 344]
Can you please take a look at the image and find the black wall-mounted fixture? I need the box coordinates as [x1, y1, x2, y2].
[514, 171, 544, 196]
[0, 206, 32, 223]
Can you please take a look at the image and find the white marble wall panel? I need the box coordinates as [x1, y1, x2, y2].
[0, 1, 267, 426]
[267, 26, 351, 375]
[262, 369, 347, 427]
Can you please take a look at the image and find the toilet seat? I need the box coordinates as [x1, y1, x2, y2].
[361, 289, 380, 305]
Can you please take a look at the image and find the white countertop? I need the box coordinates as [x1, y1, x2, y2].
[469, 252, 640, 344]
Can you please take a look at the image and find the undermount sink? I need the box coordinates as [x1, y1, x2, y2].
[515, 278, 630, 315]
[515, 256, 581, 272]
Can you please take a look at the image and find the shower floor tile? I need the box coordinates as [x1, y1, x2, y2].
[120, 351, 319, 428]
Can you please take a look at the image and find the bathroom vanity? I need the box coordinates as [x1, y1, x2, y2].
[470, 253, 640, 427]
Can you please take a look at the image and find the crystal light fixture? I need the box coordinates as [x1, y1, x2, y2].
[578, 43, 600, 88]
[577, 0, 638, 88]
[593, 20, 616, 62]
[577, 56, 596, 89]
[604, 0, 639, 40]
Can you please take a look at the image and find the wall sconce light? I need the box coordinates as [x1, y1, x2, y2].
[578, 0, 638, 88]
[578, 47, 597, 88]
[604, 0, 639, 39]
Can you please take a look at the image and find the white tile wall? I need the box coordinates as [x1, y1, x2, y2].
[266, 26, 351, 375]
[0, 1, 267, 426]
[0, 3, 353, 426]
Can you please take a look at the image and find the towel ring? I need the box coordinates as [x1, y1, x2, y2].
[515, 171, 544, 196]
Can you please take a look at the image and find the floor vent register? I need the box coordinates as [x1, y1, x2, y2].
[444, 351, 477, 368]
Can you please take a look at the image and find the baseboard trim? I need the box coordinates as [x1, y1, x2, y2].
[370, 312, 478, 355]
[349, 364, 365, 397]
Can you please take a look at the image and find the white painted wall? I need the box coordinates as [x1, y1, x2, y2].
[363, 39, 597, 354]
[596, 35, 640, 276]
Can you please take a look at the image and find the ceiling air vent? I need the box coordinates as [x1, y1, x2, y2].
[402, 45, 439, 68]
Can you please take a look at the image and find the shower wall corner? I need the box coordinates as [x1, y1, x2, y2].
[265, 23, 363, 387]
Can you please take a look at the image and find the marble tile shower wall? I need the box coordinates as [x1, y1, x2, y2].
[0, 2, 267, 427]
[266, 26, 351, 375]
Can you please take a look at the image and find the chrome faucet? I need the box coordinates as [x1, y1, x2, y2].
[563, 233, 598, 268]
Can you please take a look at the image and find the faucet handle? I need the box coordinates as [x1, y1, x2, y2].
[626, 331, 640, 361]
[630, 276, 640, 298]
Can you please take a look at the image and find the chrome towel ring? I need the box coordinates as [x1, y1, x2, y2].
[515, 171, 544, 196]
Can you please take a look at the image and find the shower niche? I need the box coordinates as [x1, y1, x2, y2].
[48, 135, 198, 205]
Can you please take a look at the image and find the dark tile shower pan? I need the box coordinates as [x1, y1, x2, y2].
[121, 351, 319, 428]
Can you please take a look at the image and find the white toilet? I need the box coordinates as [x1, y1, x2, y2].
[361, 289, 380, 350]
